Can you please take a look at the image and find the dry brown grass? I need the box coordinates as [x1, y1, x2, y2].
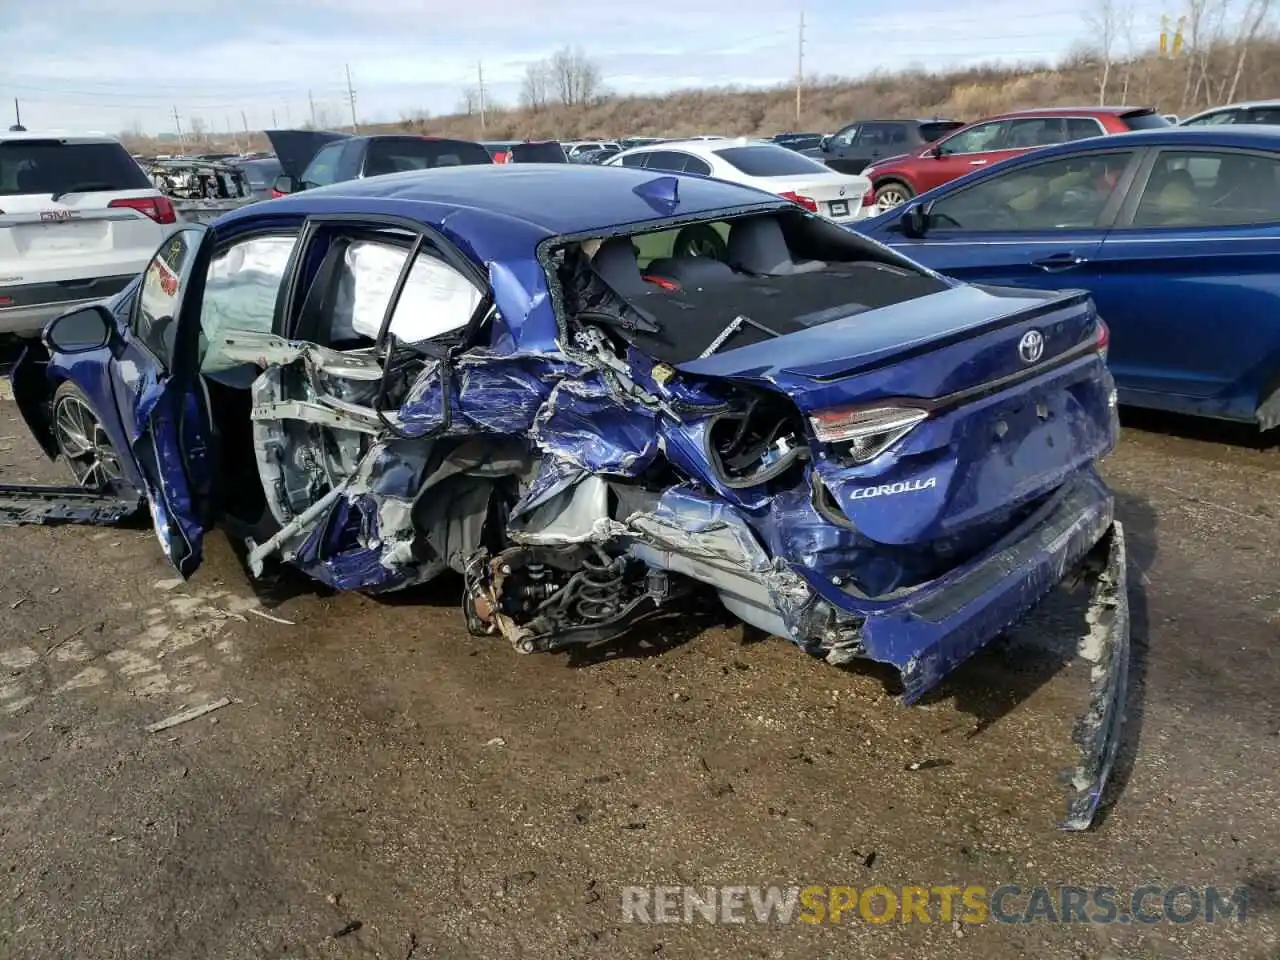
[125, 37, 1280, 154]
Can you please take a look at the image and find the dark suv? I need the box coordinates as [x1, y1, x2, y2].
[818, 118, 964, 174]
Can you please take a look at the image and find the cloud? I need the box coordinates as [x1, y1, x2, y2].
[1, 0, 1156, 134]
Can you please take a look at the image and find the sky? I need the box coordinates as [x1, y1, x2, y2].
[0, 0, 1171, 136]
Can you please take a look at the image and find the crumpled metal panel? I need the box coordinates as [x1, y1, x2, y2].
[529, 374, 658, 476]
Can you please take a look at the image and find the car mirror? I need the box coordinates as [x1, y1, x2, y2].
[820, 135, 831, 151]
[44, 304, 115, 354]
[272, 174, 298, 195]
[929, 144, 944, 158]
[899, 203, 929, 239]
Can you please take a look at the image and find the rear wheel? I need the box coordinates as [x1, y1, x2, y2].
[874, 181, 914, 211]
[51, 381, 124, 491]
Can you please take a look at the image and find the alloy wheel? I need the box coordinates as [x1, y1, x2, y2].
[52, 394, 124, 490]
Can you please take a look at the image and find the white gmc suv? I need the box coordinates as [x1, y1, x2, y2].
[0, 131, 180, 337]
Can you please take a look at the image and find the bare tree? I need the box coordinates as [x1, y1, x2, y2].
[457, 85, 480, 116]
[1084, 0, 1123, 103]
[1226, 0, 1275, 100]
[188, 116, 207, 142]
[547, 45, 602, 107]
[520, 61, 552, 112]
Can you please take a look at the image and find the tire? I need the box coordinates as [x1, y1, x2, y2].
[672, 223, 728, 261]
[50, 380, 127, 492]
[874, 181, 914, 211]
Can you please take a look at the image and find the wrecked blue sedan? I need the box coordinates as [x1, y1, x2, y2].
[5, 164, 1128, 828]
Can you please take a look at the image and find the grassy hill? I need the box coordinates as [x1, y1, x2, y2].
[125, 34, 1280, 153]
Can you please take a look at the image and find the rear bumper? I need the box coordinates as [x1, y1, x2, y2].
[801, 469, 1120, 698]
[0, 274, 135, 336]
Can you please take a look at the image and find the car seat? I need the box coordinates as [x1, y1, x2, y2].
[1137, 166, 1197, 225]
[591, 237, 649, 295]
[726, 215, 825, 275]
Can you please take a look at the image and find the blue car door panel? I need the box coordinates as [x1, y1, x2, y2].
[1090, 146, 1280, 419]
[104, 225, 218, 576]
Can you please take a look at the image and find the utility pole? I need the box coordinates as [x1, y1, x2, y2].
[795, 9, 805, 126]
[171, 104, 184, 148]
[271, 108, 278, 128]
[308, 89, 317, 128]
[12, 98, 20, 128]
[241, 109, 250, 139]
[477, 61, 487, 132]
[345, 63, 360, 133]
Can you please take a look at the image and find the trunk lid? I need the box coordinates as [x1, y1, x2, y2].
[263, 129, 351, 179]
[680, 283, 1114, 551]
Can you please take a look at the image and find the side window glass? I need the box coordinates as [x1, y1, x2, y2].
[937, 121, 1008, 156]
[643, 151, 689, 173]
[1247, 108, 1280, 125]
[1066, 118, 1104, 140]
[855, 124, 889, 147]
[620, 152, 648, 168]
[330, 241, 482, 345]
[1006, 118, 1066, 148]
[929, 152, 1133, 231]
[134, 227, 202, 364]
[1187, 110, 1236, 126]
[833, 125, 858, 146]
[889, 125, 908, 144]
[301, 142, 344, 188]
[199, 234, 298, 375]
[1134, 150, 1280, 227]
[684, 156, 712, 176]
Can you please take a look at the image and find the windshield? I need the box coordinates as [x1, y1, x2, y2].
[363, 138, 493, 176]
[0, 139, 152, 197]
[712, 144, 831, 177]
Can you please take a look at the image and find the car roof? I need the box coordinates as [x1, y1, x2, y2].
[216, 163, 785, 244]
[943, 124, 1280, 165]
[1181, 100, 1280, 119]
[0, 131, 124, 144]
[614, 137, 775, 158]
[976, 106, 1157, 121]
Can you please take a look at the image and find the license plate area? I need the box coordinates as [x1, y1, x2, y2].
[828, 199, 850, 217]
[15, 221, 108, 255]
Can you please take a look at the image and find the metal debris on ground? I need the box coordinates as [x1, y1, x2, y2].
[145, 697, 233, 733]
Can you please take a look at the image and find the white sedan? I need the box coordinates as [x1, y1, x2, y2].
[604, 138, 873, 223]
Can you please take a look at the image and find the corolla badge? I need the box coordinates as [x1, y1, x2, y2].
[1018, 329, 1045, 364]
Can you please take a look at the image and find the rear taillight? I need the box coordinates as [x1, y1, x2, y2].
[779, 190, 818, 213]
[861, 185, 876, 207]
[0, 296, 11, 306]
[1096, 318, 1110, 359]
[809, 404, 930, 463]
[109, 196, 176, 224]
[494, 151, 511, 164]
[270, 188, 286, 199]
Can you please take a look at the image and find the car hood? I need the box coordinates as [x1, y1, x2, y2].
[263, 129, 352, 179]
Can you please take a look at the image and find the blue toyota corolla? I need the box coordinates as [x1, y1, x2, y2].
[855, 125, 1280, 428]
[5, 163, 1128, 827]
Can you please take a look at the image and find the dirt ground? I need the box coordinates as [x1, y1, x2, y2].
[1, 388, 1278, 960]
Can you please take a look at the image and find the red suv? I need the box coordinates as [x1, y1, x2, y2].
[861, 106, 1170, 210]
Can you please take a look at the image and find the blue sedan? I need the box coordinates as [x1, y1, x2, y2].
[6, 163, 1128, 827]
[855, 126, 1280, 429]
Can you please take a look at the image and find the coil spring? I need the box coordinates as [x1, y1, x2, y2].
[574, 549, 624, 622]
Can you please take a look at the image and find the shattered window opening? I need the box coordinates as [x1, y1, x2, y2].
[199, 233, 300, 380]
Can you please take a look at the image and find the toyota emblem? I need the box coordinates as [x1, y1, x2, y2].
[1018, 330, 1045, 364]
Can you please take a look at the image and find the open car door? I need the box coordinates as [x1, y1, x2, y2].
[119, 225, 220, 577]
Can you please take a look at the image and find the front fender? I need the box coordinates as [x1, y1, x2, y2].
[8, 340, 58, 460]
